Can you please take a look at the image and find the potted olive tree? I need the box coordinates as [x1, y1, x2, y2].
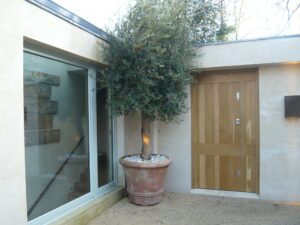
[100, 0, 234, 206]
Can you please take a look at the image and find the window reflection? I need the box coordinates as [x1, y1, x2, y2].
[24, 52, 89, 220]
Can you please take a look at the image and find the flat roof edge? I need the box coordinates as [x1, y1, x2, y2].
[26, 0, 109, 42]
[196, 33, 300, 47]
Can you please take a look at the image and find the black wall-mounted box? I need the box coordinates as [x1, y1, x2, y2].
[285, 96, 300, 118]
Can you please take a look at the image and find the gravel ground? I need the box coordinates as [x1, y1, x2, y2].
[89, 192, 300, 225]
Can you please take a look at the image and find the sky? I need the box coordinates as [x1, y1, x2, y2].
[53, 0, 134, 30]
[225, 0, 300, 39]
[53, 0, 300, 40]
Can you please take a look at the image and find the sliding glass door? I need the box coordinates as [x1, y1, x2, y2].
[23, 50, 115, 223]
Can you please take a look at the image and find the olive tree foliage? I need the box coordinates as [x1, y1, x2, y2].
[100, 0, 233, 123]
[101, 0, 192, 122]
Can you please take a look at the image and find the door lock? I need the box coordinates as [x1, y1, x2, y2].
[235, 118, 240, 125]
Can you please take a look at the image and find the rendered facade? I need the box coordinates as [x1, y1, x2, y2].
[1, 1, 300, 225]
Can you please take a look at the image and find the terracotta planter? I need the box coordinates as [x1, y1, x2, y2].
[119, 154, 171, 206]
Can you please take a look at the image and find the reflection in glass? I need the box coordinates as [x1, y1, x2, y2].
[24, 52, 89, 220]
[96, 77, 114, 187]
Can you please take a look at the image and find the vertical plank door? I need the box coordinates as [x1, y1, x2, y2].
[191, 70, 259, 193]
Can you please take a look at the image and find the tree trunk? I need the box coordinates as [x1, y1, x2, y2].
[141, 113, 152, 160]
[152, 119, 158, 154]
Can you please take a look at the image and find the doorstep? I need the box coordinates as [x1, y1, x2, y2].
[50, 187, 125, 225]
[191, 189, 259, 199]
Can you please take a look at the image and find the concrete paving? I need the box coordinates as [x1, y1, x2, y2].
[89, 192, 300, 225]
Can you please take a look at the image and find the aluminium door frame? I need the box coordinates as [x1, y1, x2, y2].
[24, 46, 117, 225]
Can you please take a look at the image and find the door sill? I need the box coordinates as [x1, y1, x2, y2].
[191, 189, 259, 200]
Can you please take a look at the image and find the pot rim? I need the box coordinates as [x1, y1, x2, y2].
[119, 153, 172, 168]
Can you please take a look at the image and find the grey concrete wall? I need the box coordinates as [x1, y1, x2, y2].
[192, 36, 300, 70]
[124, 112, 142, 156]
[189, 37, 300, 202]
[158, 87, 191, 193]
[123, 89, 192, 193]
[123, 36, 300, 200]
[154, 37, 300, 200]
[116, 116, 126, 187]
[153, 63, 300, 201]
[259, 64, 300, 202]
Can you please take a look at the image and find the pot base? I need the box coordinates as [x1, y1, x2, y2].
[128, 189, 164, 206]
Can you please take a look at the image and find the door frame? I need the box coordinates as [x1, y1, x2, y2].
[191, 68, 260, 195]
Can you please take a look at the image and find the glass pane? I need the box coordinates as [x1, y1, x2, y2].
[24, 52, 89, 220]
[96, 75, 114, 187]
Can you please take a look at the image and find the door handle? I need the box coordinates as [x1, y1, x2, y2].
[235, 118, 240, 125]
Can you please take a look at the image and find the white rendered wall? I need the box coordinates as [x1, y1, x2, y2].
[2, 5, 300, 225]
[259, 64, 300, 202]
[22, 1, 105, 64]
[0, 1, 27, 225]
[0, 1, 118, 224]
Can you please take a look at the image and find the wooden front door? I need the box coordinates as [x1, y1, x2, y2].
[191, 70, 259, 193]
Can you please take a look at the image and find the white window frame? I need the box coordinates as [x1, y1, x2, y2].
[23, 46, 117, 225]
